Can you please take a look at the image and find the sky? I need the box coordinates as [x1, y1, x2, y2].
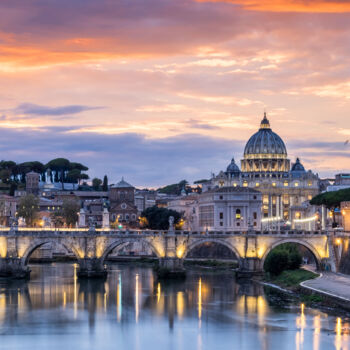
[0, 0, 349, 187]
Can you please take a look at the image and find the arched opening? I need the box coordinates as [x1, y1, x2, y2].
[101, 239, 159, 264]
[184, 240, 240, 268]
[24, 241, 79, 265]
[262, 241, 320, 276]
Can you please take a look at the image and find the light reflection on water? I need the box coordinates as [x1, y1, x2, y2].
[0, 263, 349, 350]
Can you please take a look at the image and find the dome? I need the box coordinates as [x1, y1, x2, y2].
[226, 157, 241, 176]
[243, 113, 287, 158]
[291, 158, 306, 177]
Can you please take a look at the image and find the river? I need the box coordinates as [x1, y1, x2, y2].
[0, 263, 349, 350]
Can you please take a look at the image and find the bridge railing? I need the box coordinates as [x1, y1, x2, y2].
[0, 227, 347, 236]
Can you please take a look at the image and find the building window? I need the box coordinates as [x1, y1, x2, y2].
[254, 222, 257, 226]
[220, 222, 223, 226]
[243, 181, 248, 187]
[125, 214, 129, 221]
[255, 182, 260, 187]
[253, 212, 257, 220]
[132, 214, 136, 220]
[236, 209, 241, 219]
[253, 195, 257, 200]
[284, 181, 289, 187]
[294, 182, 299, 187]
[308, 182, 312, 187]
[219, 195, 223, 200]
[308, 195, 312, 201]
[119, 214, 124, 220]
[295, 212, 301, 219]
[236, 222, 240, 227]
[233, 183, 237, 187]
[272, 182, 276, 187]
[219, 212, 223, 219]
[121, 203, 127, 209]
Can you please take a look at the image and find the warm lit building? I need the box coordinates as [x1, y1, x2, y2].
[201, 113, 319, 228]
[195, 187, 262, 231]
[109, 178, 138, 226]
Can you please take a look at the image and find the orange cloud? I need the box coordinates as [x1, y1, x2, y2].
[196, 0, 350, 13]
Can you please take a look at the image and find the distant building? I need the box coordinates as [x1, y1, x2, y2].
[26, 171, 40, 195]
[109, 178, 138, 226]
[167, 194, 199, 230]
[201, 113, 319, 227]
[0, 195, 17, 226]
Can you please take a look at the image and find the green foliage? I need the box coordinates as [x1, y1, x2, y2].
[264, 243, 302, 275]
[310, 188, 350, 209]
[102, 175, 108, 191]
[193, 179, 209, 184]
[268, 269, 318, 288]
[61, 199, 80, 227]
[50, 211, 65, 228]
[140, 206, 182, 230]
[92, 178, 102, 191]
[157, 180, 188, 195]
[17, 194, 40, 226]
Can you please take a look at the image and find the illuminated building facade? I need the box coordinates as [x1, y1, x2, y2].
[202, 113, 319, 227]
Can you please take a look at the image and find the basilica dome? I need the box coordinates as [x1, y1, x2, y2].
[226, 157, 241, 176]
[241, 113, 290, 173]
[243, 113, 287, 158]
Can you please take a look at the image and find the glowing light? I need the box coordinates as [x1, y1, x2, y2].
[294, 215, 317, 223]
[117, 274, 122, 322]
[313, 315, 321, 350]
[74, 263, 78, 319]
[135, 274, 139, 323]
[198, 278, 202, 321]
[261, 216, 281, 223]
[177, 292, 185, 319]
[157, 282, 161, 304]
[336, 239, 342, 246]
[335, 317, 342, 350]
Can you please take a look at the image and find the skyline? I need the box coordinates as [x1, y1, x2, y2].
[0, 0, 350, 187]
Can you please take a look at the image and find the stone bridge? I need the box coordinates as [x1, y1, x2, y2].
[0, 228, 349, 279]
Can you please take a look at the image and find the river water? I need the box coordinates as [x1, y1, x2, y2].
[0, 263, 349, 350]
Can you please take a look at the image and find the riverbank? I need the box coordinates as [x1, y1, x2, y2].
[257, 269, 350, 313]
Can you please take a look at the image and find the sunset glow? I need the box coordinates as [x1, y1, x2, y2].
[0, 0, 349, 186]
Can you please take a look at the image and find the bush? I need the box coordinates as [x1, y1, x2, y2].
[264, 243, 303, 275]
[289, 251, 302, 270]
[264, 250, 289, 275]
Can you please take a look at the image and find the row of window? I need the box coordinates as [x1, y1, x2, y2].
[218, 210, 257, 220]
[111, 213, 137, 221]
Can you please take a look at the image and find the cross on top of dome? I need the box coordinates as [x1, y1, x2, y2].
[260, 112, 271, 129]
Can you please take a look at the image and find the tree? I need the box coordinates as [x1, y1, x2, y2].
[61, 199, 80, 227]
[92, 177, 102, 191]
[140, 206, 182, 230]
[310, 188, 350, 209]
[17, 194, 39, 227]
[157, 180, 188, 195]
[310, 188, 350, 226]
[45, 158, 71, 190]
[264, 243, 302, 275]
[50, 211, 65, 228]
[102, 175, 108, 191]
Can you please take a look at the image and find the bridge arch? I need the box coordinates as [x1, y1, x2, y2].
[183, 238, 242, 264]
[22, 239, 81, 266]
[260, 239, 322, 270]
[100, 238, 162, 263]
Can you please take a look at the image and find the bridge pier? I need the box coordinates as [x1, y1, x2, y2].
[158, 258, 186, 279]
[0, 258, 30, 279]
[77, 258, 107, 279]
[237, 258, 263, 278]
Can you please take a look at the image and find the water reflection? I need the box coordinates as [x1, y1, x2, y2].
[0, 263, 349, 350]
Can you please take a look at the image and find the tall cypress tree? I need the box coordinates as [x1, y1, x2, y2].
[102, 175, 108, 191]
